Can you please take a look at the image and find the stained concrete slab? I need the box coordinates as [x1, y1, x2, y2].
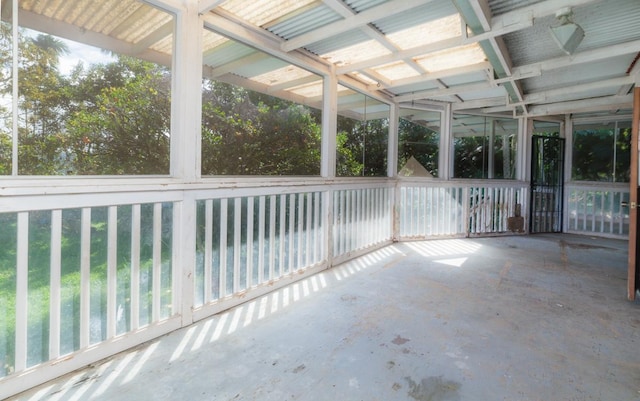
[11, 234, 640, 401]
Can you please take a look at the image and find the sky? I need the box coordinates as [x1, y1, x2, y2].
[24, 28, 116, 76]
[58, 37, 116, 75]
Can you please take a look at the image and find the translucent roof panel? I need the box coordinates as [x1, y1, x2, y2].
[320, 39, 392, 67]
[372, 61, 421, 81]
[414, 44, 487, 73]
[386, 14, 462, 50]
[251, 65, 316, 87]
[219, 0, 317, 26]
[288, 81, 324, 99]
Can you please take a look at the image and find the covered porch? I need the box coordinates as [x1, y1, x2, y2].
[12, 234, 638, 400]
[1, 0, 640, 398]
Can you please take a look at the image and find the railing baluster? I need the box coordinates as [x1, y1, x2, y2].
[269, 195, 276, 281]
[49, 210, 62, 360]
[305, 193, 312, 267]
[233, 198, 242, 293]
[219, 199, 228, 298]
[152, 203, 162, 322]
[204, 200, 213, 303]
[279, 194, 287, 276]
[80, 208, 91, 349]
[247, 196, 254, 288]
[258, 196, 266, 284]
[107, 206, 118, 338]
[15, 212, 28, 372]
[131, 205, 141, 330]
[290, 193, 298, 271]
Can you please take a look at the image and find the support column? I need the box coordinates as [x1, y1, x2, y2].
[321, 69, 338, 266]
[171, 2, 203, 180]
[170, 3, 203, 325]
[321, 68, 338, 178]
[440, 103, 453, 179]
[387, 103, 399, 178]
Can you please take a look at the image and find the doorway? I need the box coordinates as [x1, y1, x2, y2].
[530, 135, 565, 233]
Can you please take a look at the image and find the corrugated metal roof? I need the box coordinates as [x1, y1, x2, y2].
[14, 0, 640, 119]
[487, 0, 545, 16]
[267, 3, 342, 40]
[373, 1, 458, 34]
[345, 0, 390, 13]
[504, 0, 640, 66]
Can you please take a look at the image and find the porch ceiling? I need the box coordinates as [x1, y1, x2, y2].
[7, 0, 640, 119]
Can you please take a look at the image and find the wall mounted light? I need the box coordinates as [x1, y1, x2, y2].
[550, 7, 584, 55]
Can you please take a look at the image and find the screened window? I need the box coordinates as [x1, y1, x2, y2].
[572, 120, 631, 182]
[0, 1, 174, 175]
[452, 114, 517, 179]
[398, 109, 440, 177]
[336, 87, 389, 177]
[200, 25, 323, 176]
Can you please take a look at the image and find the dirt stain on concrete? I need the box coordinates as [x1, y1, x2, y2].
[405, 376, 461, 401]
[392, 335, 410, 345]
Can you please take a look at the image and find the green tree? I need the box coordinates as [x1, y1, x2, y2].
[66, 56, 171, 174]
[398, 117, 438, 176]
[201, 79, 325, 176]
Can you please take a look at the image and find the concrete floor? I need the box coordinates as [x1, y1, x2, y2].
[12, 234, 640, 401]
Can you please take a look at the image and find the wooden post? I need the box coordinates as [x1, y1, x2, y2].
[628, 87, 640, 300]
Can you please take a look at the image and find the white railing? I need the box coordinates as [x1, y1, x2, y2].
[0, 178, 395, 399]
[4, 177, 626, 399]
[0, 190, 183, 399]
[566, 183, 630, 238]
[398, 180, 528, 239]
[191, 190, 327, 319]
[332, 185, 393, 263]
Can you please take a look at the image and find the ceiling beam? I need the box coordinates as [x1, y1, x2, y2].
[526, 94, 633, 117]
[515, 76, 637, 106]
[132, 21, 174, 54]
[451, 97, 506, 111]
[281, 0, 435, 52]
[205, 52, 272, 78]
[395, 82, 493, 102]
[198, 0, 226, 14]
[508, 39, 640, 80]
[203, 10, 330, 77]
[372, 62, 492, 91]
[267, 75, 322, 93]
[13, 8, 172, 66]
[336, 10, 532, 76]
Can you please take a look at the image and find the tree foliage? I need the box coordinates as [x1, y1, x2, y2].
[0, 27, 367, 176]
[398, 118, 439, 177]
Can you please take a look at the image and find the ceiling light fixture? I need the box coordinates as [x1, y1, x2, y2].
[550, 7, 584, 55]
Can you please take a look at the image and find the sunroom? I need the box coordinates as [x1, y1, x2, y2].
[1, 0, 639, 398]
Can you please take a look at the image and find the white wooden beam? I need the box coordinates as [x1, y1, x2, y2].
[519, 76, 637, 106]
[451, 96, 506, 111]
[510, 39, 640, 81]
[337, 9, 531, 75]
[371, 62, 491, 91]
[526, 94, 633, 117]
[203, 11, 330, 77]
[16, 8, 173, 67]
[206, 52, 272, 78]
[198, 0, 225, 14]
[395, 82, 493, 102]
